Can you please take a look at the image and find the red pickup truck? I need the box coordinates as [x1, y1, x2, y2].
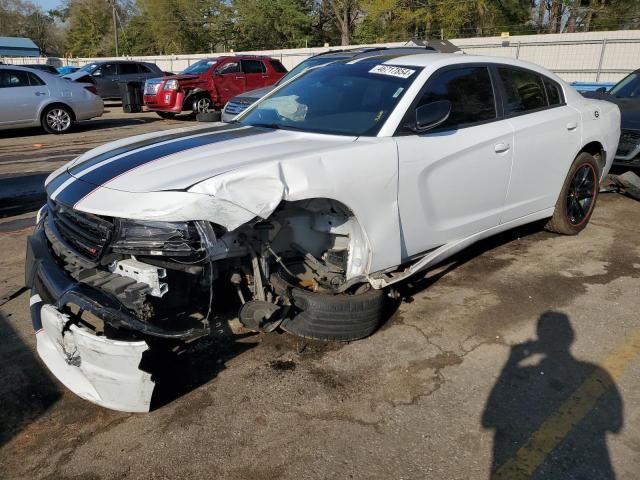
[143, 55, 287, 118]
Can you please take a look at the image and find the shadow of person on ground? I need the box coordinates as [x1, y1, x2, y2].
[0, 310, 61, 448]
[482, 311, 623, 480]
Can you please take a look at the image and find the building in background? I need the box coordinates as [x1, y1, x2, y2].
[0, 37, 39, 57]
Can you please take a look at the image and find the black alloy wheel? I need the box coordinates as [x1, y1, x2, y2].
[566, 163, 597, 226]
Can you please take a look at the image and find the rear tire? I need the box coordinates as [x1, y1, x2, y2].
[271, 272, 386, 342]
[41, 105, 74, 134]
[545, 152, 599, 235]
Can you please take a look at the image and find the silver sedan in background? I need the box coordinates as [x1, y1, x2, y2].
[0, 65, 103, 134]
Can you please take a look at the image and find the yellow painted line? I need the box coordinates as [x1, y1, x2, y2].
[492, 331, 640, 480]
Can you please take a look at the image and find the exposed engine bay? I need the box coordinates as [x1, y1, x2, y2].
[39, 197, 371, 342]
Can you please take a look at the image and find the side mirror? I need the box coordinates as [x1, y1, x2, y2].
[596, 87, 607, 93]
[92, 70, 102, 77]
[414, 100, 452, 132]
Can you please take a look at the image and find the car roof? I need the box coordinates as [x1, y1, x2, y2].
[309, 46, 441, 61]
[375, 53, 562, 78]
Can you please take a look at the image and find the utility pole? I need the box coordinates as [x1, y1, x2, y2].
[109, 0, 119, 56]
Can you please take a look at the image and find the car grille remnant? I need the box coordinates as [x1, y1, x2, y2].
[616, 130, 640, 161]
[49, 200, 113, 260]
[224, 100, 252, 116]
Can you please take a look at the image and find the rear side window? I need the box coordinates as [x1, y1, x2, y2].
[119, 63, 139, 75]
[544, 78, 563, 105]
[499, 68, 547, 114]
[418, 66, 496, 129]
[27, 72, 45, 86]
[269, 60, 287, 73]
[0, 69, 30, 87]
[242, 60, 266, 74]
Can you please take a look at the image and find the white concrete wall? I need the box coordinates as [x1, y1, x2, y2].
[3, 30, 639, 82]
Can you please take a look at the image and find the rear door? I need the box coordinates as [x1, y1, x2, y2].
[215, 60, 245, 104]
[119, 63, 143, 83]
[92, 63, 119, 98]
[496, 66, 582, 222]
[241, 59, 268, 91]
[0, 69, 47, 125]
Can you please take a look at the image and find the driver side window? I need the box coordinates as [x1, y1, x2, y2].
[218, 62, 240, 75]
[418, 66, 496, 130]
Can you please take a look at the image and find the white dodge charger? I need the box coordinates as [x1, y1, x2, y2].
[26, 53, 620, 411]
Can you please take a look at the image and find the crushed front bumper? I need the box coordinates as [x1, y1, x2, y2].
[25, 225, 188, 412]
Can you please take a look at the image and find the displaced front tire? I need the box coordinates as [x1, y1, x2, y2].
[545, 152, 599, 235]
[271, 272, 386, 342]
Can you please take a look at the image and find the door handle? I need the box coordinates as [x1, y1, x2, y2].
[34, 91, 47, 96]
[494, 143, 510, 153]
[566, 122, 578, 131]
[235, 76, 243, 80]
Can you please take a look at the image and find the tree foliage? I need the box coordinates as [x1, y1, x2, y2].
[1, 0, 639, 57]
[0, 0, 63, 54]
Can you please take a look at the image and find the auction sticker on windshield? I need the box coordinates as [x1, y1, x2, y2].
[369, 65, 416, 79]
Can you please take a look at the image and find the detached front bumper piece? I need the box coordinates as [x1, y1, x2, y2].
[33, 301, 153, 412]
[26, 227, 155, 412]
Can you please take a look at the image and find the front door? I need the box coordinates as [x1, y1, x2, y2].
[395, 65, 513, 258]
[215, 61, 245, 104]
[92, 63, 119, 98]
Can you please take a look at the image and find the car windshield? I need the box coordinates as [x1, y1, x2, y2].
[609, 72, 640, 98]
[277, 56, 347, 85]
[240, 62, 421, 136]
[78, 63, 97, 72]
[182, 59, 217, 75]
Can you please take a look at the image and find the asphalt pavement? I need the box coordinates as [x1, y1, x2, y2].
[0, 110, 639, 479]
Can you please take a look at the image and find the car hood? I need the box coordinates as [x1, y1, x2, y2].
[47, 123, 355, 199]
[64, 70, 92, 81]
[155, 73, 200, 83]
[230, 86, 275, 103]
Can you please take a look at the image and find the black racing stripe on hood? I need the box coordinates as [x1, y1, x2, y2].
[68, 123, 242, 177]
[54, 126, 267, 206]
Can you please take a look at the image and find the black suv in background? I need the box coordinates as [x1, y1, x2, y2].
[64, 60, 164, 99]
[582, 69, 640, 169]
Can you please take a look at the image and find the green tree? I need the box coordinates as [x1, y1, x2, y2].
[64, 0, 114, 57]
[234, 0, 312, 50]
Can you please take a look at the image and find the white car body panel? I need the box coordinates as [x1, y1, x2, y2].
[33, 54, 620, 411]
[44, 55, 620, 279]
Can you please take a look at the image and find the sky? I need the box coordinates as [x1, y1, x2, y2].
[33, 0, 62, 12]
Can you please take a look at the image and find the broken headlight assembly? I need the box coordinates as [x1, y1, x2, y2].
[111, 219, 205, 258]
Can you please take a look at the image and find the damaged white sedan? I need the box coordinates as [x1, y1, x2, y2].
[26, 53, 620, 412]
